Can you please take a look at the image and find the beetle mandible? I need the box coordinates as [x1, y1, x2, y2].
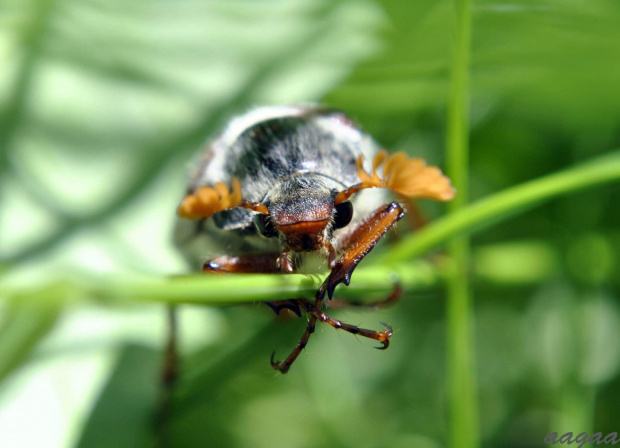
[175, 105, 455, 373]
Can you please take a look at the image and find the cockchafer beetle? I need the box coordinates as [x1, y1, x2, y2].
[174, 105, 455, 373]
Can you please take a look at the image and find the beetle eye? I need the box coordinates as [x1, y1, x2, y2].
[255, 213, 279, 238]
[333, 201, 353, 229]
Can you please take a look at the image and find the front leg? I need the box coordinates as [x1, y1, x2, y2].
[327, 201, 405, 298]
[203, 253, 300, 316]
[203, 253, 284, 273]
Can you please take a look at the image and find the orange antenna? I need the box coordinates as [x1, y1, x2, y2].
[178, 178, 268, 219]
[335, 150, 456, 205]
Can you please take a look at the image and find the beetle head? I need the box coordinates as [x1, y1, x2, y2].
[257, 174, 352, 253]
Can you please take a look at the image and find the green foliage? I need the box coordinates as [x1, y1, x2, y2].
[1, 0, 620, 447]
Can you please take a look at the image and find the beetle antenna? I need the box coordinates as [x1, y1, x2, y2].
[334, 151, 456, 205]
[178, 177, 269, 219]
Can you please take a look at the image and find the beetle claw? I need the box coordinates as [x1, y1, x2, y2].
[265, 300, 302, 317]
[270, 351, 291, 373]
[374, 340, 390, 350]
[374, 322, 393, 350]
[270, 351, 279, 368]
[326, 266, 354, 299]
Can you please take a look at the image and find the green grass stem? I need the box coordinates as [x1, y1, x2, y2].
[444, 0, 479, 446]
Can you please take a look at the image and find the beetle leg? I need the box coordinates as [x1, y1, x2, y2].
[327, 201, 405, 298]
[295, 299, 393, 349]
[276, 252, 294, 273]
[270, 285, 327, 373]
[270, 282, 397, 373]
[202, 254, 284, 273]
[202, 253, 303, 321]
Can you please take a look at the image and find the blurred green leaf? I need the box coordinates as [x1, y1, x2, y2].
[0, 285, 63, 383]
[327, 0, 620, 139]
[0, 0, 383, 270]
[74, 344, 160, 448]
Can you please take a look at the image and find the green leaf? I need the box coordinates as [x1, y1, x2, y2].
[0, 285, 63, 383]
[0, 0, 384, 269]
[74, 344, 161, 448]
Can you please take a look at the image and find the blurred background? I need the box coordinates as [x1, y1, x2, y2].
[1, 0, 620, 447]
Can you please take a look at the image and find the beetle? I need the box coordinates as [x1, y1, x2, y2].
[174, 105, 455, 373]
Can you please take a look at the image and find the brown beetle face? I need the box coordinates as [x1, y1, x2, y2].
[264, 174, 336, 252]
[276, 217, 332, 252]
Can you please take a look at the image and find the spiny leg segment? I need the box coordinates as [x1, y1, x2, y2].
[296, 298, 393, 349]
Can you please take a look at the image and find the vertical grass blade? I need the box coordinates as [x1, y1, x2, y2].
[445, 0, 479, 447]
